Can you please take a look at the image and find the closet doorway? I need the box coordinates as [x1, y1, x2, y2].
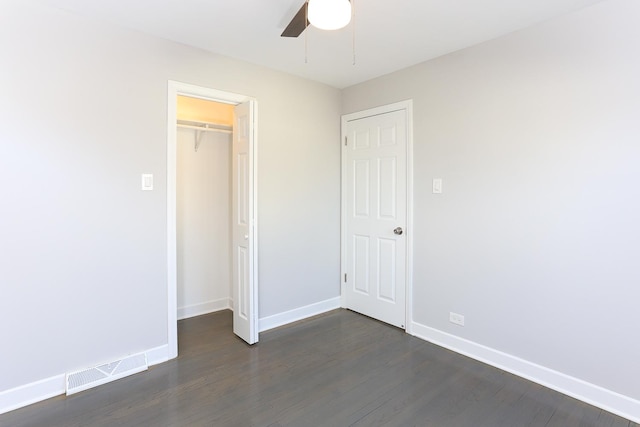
[176, 95, 233, 322]
[167, 81, 258, 359]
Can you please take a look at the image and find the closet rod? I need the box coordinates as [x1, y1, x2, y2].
[177, 120, 232, 152]
[177, 123, 232, 134]
[177, 120, 232, 135]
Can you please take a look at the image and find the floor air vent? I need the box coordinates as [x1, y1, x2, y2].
[66, 352, 148, 395]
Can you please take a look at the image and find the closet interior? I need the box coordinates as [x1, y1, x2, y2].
[176, 96, 234, 320]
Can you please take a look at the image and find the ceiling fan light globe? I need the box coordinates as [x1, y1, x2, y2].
[308, 0, 352, 31]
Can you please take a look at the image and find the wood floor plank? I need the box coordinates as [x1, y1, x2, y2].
[1, 309, 636, 427]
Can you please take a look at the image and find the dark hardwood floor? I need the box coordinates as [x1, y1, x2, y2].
[2, 309, 636, 427]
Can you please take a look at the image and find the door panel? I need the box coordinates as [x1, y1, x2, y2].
[354, 235, 370, 294]
[237, 153, 248, 226]
[378, 237, 397, 302]
[379, 157, 397, 219]
[344, 109, 407, 329]
[354, 160, 370, 216]
[237, 246, 248, 318]
[232, 101, 257, 344]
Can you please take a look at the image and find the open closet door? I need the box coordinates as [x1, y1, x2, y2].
[232, 100, 258, 344]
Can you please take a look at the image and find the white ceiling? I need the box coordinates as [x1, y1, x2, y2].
[36, 0, 603, 88]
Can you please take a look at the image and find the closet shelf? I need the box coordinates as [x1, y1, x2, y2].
[177, 120, 232, 152]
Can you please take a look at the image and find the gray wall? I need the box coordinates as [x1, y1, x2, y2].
[342, 0, 640, 400]
[0, 1, 341, 391]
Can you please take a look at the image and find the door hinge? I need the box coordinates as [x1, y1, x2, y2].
[344, 136, 347, 146]
[344, 273, 347, 282]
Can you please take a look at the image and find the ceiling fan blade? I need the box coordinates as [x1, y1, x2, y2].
[281, 2, 308, 38]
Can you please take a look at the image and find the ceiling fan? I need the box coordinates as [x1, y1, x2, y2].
[281, 0, 353, 38]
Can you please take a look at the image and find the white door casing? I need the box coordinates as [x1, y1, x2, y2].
[232, 101, 258, 344]
[167, 81, 259, 358]
[341, 102, 413, 330]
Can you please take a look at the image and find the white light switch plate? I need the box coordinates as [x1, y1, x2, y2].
[141, 174, 153, 191]
[433, 178, 442, 194]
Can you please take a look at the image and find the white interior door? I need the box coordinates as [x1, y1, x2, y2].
[232, 100, 258, 344]
[343, 109, 407, 329]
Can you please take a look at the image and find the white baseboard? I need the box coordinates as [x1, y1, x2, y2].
[411, 321, 640, 424]
[0, 374, 65, 415]
[0, 344, 173, 416]
[177, 298, 231, 320]
[145, 344, 171, 366]
[259, 297, 341, 332]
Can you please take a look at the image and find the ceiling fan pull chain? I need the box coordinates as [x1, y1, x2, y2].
[352, 0, 356, 65]
[305, 0, 309, 64]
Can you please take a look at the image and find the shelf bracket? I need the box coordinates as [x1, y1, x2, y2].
[195, 129, 205, 152]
